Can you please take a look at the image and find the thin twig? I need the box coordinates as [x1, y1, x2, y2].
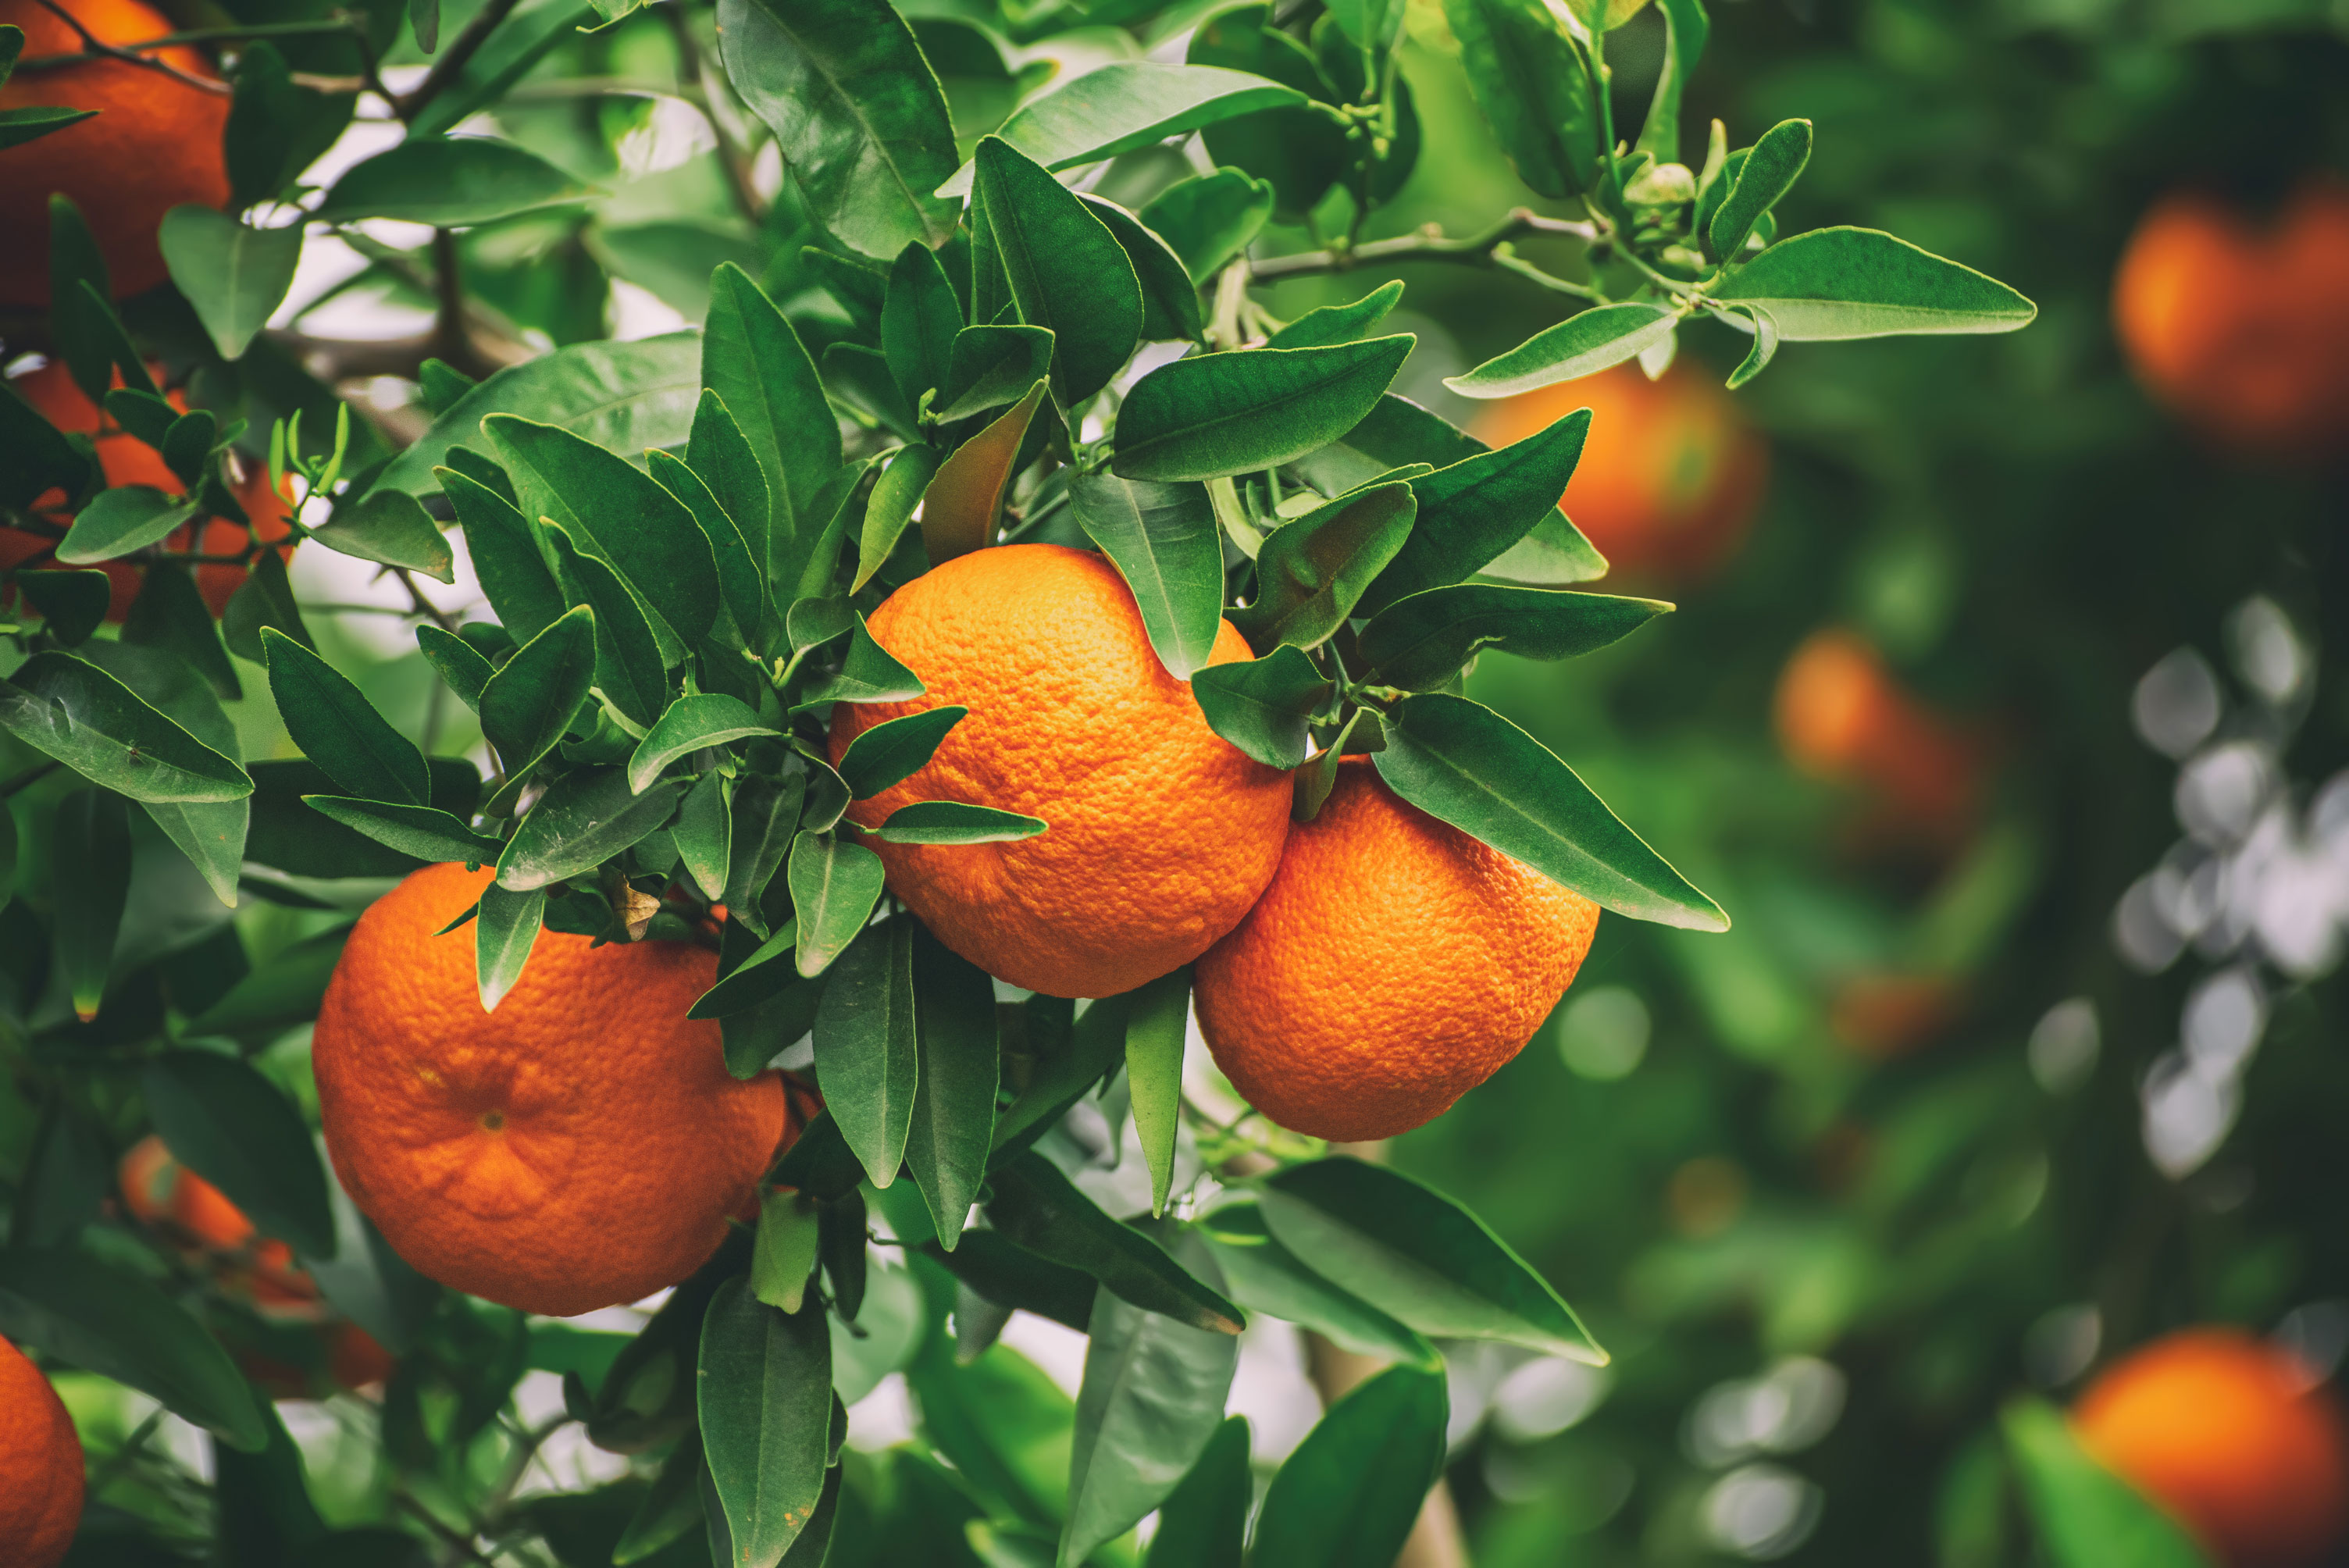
[28, 0, 230, 94]
[335, 9, 402, 113]
[14, 17, 353, 67]
[390, 567, 458, 633]
[2, 761, 62, 798]
[396, 0, 525, 121]
[394, 1491, 501, 1568]
[661, 1, 765, 226]
[1246, 206, 1602, 283]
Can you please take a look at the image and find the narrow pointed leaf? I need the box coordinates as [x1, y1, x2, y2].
[907, 925, 998, 1249]
[1251, 1363, 1448, 1568]
[1067, 473, 1224, 680]
[1357, 408, 1592, 615]
[628, 694, 780, 793]
[1355, 585, 1669, 690]
[1711, 226, 2038, 340]
[675, 771, 733, 902]
[936, 326, 1055, 422]
[1079, 198, 1205, 344]
[495, 770, 686, 890]
[649, 449, 765, 645]
[854, 443, 940, 593]
[1114, 337, 1413, 483]
[2002, 1398, 2214, 1568]
[988, 1153, 1245, 1334]
[262, 629, 429, 806]
[478, 604, 596, 776]
[1707, 118, 1812, 262]
[1125, 969, 1189, 1218]
[54, 789, 130, 1021]
[790, 832, 887, 977]
[417, 625, 494, 711]
[1445, 303, 1679, 398]
[812, 918, 919, 1187]
[940, 63, 1308, 196]
[698, 1279, 832, 1566]
[1229, 480, 1416, 651]
[922, 381, 1047, 562]
[544, 525, 671, 730]
[440, 465, 565, 642]
[1267, 280, 1405, 350]
[876, 801, 1046, 844]
[882, 242, 961, 407]
[476, 882, 545, 1011]
[1442, 0, 1600, 198]
[304, 796, 501, 864]
[704, 262, 842, 543]
[836, 706, 966, 799]
[1197, 1204, 1435, 1366]
[0, 651, 250, 803]
[55, 486, 199, 565]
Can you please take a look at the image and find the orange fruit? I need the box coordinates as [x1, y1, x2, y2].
[1468, 361, 1769, 583]
[0, 1332, 84, 1568]
[1773, 628, 1980, 839]
[827, 543, 1292, 999]
[0, 0, 231, 306]
[2112, 180, 2349, 454]
[1, 360, 295, 621]
[1194, 761, 1599, 1142]
[312, 863, 791, 1317]
[2074, 1327, 2349, 1566]
[118, 1135, 321, 1312]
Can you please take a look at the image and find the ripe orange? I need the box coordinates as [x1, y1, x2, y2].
[0, 0, 231, 306]
[0, 360, 294, 620]
[1194, 761, 1599, 1142]
[0, 1332, 84, 1568]
[827, 543, 1292, 999]
[1773, 628, 1980, 840]
[1468, 361, 1769, 583]
[2112, 180, 2349, 454]
[312, 863, 792, 1317]
[119, 1134, 319, 1312]
[2073, 1327, 2349, 1566]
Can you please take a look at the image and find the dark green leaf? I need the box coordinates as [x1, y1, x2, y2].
[1267, 280, 1405, 350]
[615, 1437, 708, 1566]
[753, 1189, 823, 1313]
[226, 42, 356, 209]
[0, 651, 251, 803]
[2003, 1399, 2213, 1568]
[1441, 0, 1600, 198]
[936, 325, 1058, 422]
[309, 486, 456, 582]
[55, 486, 199, 565]
[495, 769, 686, 890]
[790, 831, 887, 975]
[1707, 118, 1811, 262]
[1067, 473, 1224, 681]
[675, 770, 732, 902]
[0, 375, 92, 510]
[836, 706, 966, 798]
[774, 1111, 865, 1203]
[922, 381, 1047, 561]
[907, 924, 999, 1249]
[644, 448, 765, 645]
[479, 604, 597, 777]
[688, 390, 774, 574]
[440, 465, 566, 643]
[988, 1153, 1244, 1334]
[704, 262, 841, 547]
[1712, 226, 2039, 340]
[1230, 480, 1416, 651]
[262, 628, 430, 806]
[119, 561, 239, 703]
[854, 443, 940, 593]
[883, 241, 962, 408]
[876, 800, 1046, 844]
[627, 694, 779, 793]
[69, 640, 248, 907]
[722, 772, 807, 938]
[1190, 645, 1331, 768]
[185, 927, 348, 1039]
[144, 1049, 336, 1260]
[972, 137, 1143, 408]
[1356, 584, 1667, 690]
[942, 63, 1308, 195]
[13, 569, 109, 647]
[157, 206, 301, 361]
[698, 1279, 832, 1565]
[0, 104, 95, 150]
[1445, 303, 1678, 398]
[476, 882, 545, 1012]
[222, 549, 312, 664]
[1357, 408, 1590, 615]
[1631, 0, 1706, 164]
[53, 789, 130, 1021]
[825, 341, 921, 440]
[926, 1232, 1096, 1332]
[1377, 692, 1727, 929]
[1125, 970, 1189, 1218]
[1114, 337, 1413, 483]
[1143, 1417, 1251, 1568]
[544, 524, 672, 730]
[314, 136, 593, 226]
[303, 796, 501, 864]
[417, 625, 494, 712]
[812, 918, 918, 1187]
[1139, 170, 1274, 282]
[1078, 197, 1205, 345]
[1251, 1364, 1447, 1568]
[1197, 1204, 1435, 1366]
[1185, 12, 1346, 221]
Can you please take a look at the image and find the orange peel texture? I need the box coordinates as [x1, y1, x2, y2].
[0, 1332, 84, 1568]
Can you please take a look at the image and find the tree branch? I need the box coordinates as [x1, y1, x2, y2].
[27, 0, 229, 94]
[1246, 207, 1602, 283]
[395, 0, 525, 121]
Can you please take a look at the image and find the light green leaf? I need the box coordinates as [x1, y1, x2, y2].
[1066, 473, 1224, 680]
[1711, 226, 2038, 340]
[1707, 118, 1812, 262]
[1266, 280, 1405, 351]
[2003, 1399, 2215, 1568]
[1442, 0, 1600, 199]
[158, 206, 303, 361]
[938, 63, 1308, 198]
[1633, 0, 1706, 164]
[1445, 303, 1679, 398]
[875, 801, 1047, 844]
[55, 486, 198, 565]
[308, 488, 456, 583]
[315, 136, 594, 226]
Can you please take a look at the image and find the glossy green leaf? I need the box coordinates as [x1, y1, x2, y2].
[1231, 479, 1416, 651]
[1724, 305, 1781, 389]
[988, 1153, 1245, 1334]
[68, 641, 246, 907]
[715, 0, 959, 258]
[972, 137, 1143, 407]
[773, 1111, 866, 1203]
[1267, 280, 1406, 351]
[907, 924, 998, 1249]
[13, 570, 109, 647]
[883, 241, 962, 408]
[790, 831, 887, 975]
[1442, 0, 1600, 198]
[0, 1249, 267, 1452]
[875, 800, 1047, 844]
[836, 706, 966, 799]
[2004, 1399, 2213, 1568]
[1190, 645, 1331, 768]
[1713, 226, 2038, 339]
[315, 136, 593, 226]
[1139, 170, 1274, 283]
[116, 561, 237, 704]
[476, 882, 545, 1012]
[936, 326, 1057, 422]
[1251, 1363, 1448, 1568]
[0, 651, 250, 803]
[416, 625, 493, 713]
[698, 1278, 832, 1566]
[689, 389, 774, 572]
[54, 486, 198, 565]
[262, 629, 430, 807]
[812, 918, 918, 1187]
[1446, 303, 1679, 398]
[1065, 473, 1225, 681]
[495, 769, 686, 890]
[440, 465, 565, 643]
[1125, 969, 1189, 1217]
[1143, 1417, 1251, 1568]
[939, 63, 1307, 198]
[1114, 337, 1413, 483]
[478, 604, 597, 777]
[1357, 408, 1591, 615]
[1060, 1234, 1239, 1568]
[1078, 198, 1205, 346]
[303, 796, 499, 865]
[825, 340, 920, 440]
[1708, 118, 1812, 262]
[53, 789, 130, 1021]
[1259, 1157, 1604, 1358]
[628, 694, 779, 794]
[158, 206, 302, 361]
[673, 771, 733, 903]
[754, 1189, 823, 1313]
[854, 443, 940, 593]
[705, 262, 842, 547]
[924, 380, 1047, 561]
[308, 487, 456, 583]
[144, 1049, 336, 1260]
[1197, 1204, 1435, 1366]
[544, 525, 672, 730]
[721, 772, 806, 939]
[0, 104, 95, 150]
[1357, 585, 1666, 689]
[1377, 692, 1727, 929]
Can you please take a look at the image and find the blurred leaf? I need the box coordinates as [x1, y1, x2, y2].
[854, 444, 941, 594]
[923, 381, 1048, 562]
[907, 924, 999, 1249]
[1442, 0, 1600, 198]
[1712, 227, 2037, 339]
[693, 921, 822, 1025]
[187, 927, 348, 1037]
[1357, 408, 1592, 615]
[315, 136, 593, 225]
[544, 525, 672, 730]
[13, 570, 109, 647]
[790, 831, 886, 976]
[0, 1249, 267, 1451]
[476, 882, 544, 1012]
[222, 549, 312, 664]
[2003, 1399, 2213, 1568]
[988, 1153, 1244, 1334]
[812, 918, 918, 1187]
[1230, 479, 1416, 651]
[495, 769, 685, 889]
[1376, 692, 1727, 930]
[936, 325, 1056, 422]
[1356, 585, 1669, 690]
[615, 1437, 708, 1566]
[941, 64, 1308, 198]
[1191, 646, 1334, 769]
[144, 1049, 336, 1260]
[1068, 473, 1224, 680]
[1139, 170, 1274, 283]
[225, 41, 352, 207]
[0, 103, 94, 149]
[303, 796, 501, 864]
[1197, 1204, 1435, 1366]
[836, 706, 965, 799]
[1724, 305, 1780, 389]
[1185, 11, 1346, 222]
[262, 628, 430, 807]
[53, 789, 130, 1021]
[1125, 969, 1189, 1217]
[479, 604, 597, 779]
[754, 1190, 823, 1313]
[1707, 118, 1813, 262]
[308, 488, 455, 583]
[417, 625, 493, 712]
[699, 1278, 832, 1566]
[1445, 303, 1679, 398]
[876, 800, 1047, 843]
[440, 464, 566, 642]
[158, 207, 301, 361]
[628, 694, 779, 794]
[0, 376, 91, 509]
[825, 340, 921, 440]
[907, 1337, 1073, 1527]
[705, 263, 840, 546]
[1257, 1158, 1603, 1359]
[0, 651, 251, 803]
[1114, 337, 1413, 483]
[55, 486, 200, 565]
[1079, 196, 1204, 345]
[1267, 280, 1405, 350]
[972, 137, 1142, 408]
[1250, 1363, 1447, 1568]
[1143, 1417, 1251, 1568]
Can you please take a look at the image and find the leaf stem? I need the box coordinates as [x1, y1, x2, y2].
[394, 0, 523, 120]
[27, 0, 230, 94]
[1, 761, 61, 797]
[1247, 207, 1602, 284]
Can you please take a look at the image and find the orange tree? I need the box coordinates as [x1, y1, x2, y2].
[0, 0, 2042, 1561]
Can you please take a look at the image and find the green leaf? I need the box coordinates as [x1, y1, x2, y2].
[698, 1279, 832, 1566]
[1724, 305, 1780, 390]
[824, 341, 921, 440]
[55, 486, 199, 565]
[1125, 969, 1189, 1218]
[1267, 280, 1405, 350]
[225, 42, 356, 209]
[939, 64, 1308, 198]
[410, 0, 440, 52]
[936, 326, 1057, 422]
[0, 1249, 267, 1452]
[1356, 408, 1591, 615]
[440, 465, 565, 643]
[53, 789, 130, 1021]
[0, 104, 96, 150]
[1356, 585, 1666, 690]
[416, 625, 494, 713]
[158, 207, 303, 361]
[1060, 1234, 1239, 1567]
[1376, 692, 1727, 930]
[1114, 337, 1413, 483]
[1445, 303, 1678, 398]
[314, 136, 593, 226]
[119, 561, 239, 704]
[68, 641, 247, 907]
[544, 525, 672, 730]
[0, 375, 92, 510]
[1184, 12, 1346, 222]
[479, 604, 597, 778]
[1713, 226, 2039, 339]
[972, 137, 1143, 408]
[1707, 118, 1812, 262]
[2003, 1399, 2214, 1568]
[1442, 0, 1600, 199]
[1078, 198, 1206, 346]
[615, 1437, 709, 1565]
[876, 800, 1047, 844]
[675, 771, 733, 903]
[705, 263, 841, 547]
[715, 0, 959, 258]
[812, 918, 918, 1187]
[927, 1233, 1096, 1334]
[907, 924, 998, 1249]
[144, 1049, 336, 1260]
[836, 707, 966, 799]
[722, 773, 807, 939]
[1190, 645, 1331, 768]
[923, 381, 1048, 562]
[1139, 170, 1274, 283]
[374, 333, 704, 497]
[627, 694, 779, 794]
[1250, 1363, 1448, 1568]
[790, 832, 887, 976]
[476, 882, 545, 1012]
[883, 242, 962, 408]
[495, 770, 686, 890]
[0, 651, 251, 804]
[301, 796, 499, 865]
[13, 570, 110, 647]
[1259, 1157, 1604, 1358]
[1231, 479, 1416, 651]
[854, 444, 940, 594]
[1142, 1417, 1252, 1568]
[1196, 1204, 1435, 1366]
[773, 1111, 866, 1203]
[754, 1190, 823, 1313]
[1065, 473, 1224, 680]
[184, 927, 347, 1039]
[309, 487, 456, 583]
[988, 1153, 1245, 1335]
[262, 629, 430, 807]
[689, 390, 775, 575]
[222, 551, 312, 666]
